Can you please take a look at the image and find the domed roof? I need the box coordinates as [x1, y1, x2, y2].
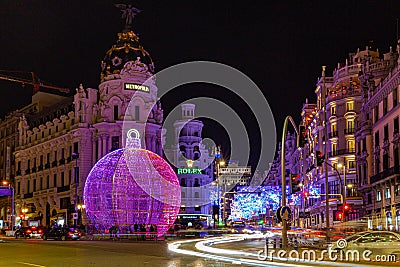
[100, 31, 155, 83]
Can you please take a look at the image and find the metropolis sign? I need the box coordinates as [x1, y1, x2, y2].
[177, 168, 203, 175]
[124, 83, 150, 93]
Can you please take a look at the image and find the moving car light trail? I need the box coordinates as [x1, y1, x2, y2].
[168, 234, 388, 267]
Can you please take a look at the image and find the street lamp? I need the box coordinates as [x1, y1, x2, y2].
[76, 203, 86, 226]
[1, 180, 15, 229]
[213, 159, 225, 228]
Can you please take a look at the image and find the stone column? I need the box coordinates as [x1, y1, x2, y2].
[102, 135, 108, 155]
[98, 135, 103, 159]
[92, 137, 96, 164]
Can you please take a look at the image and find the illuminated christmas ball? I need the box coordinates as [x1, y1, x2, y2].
[83, 129, 181, 236]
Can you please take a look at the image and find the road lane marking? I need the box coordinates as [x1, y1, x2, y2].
[16, 262, 46, 267]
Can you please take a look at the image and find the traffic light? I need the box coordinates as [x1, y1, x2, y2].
[335, 210, 343, 221]
[343, 203, 352, 214]
[338, 203, 352, 214]
[290, 173, 301, 194]
[316, 150, 324, 166]
[303, 191, 309, 199]
[297, 125, 308, 148]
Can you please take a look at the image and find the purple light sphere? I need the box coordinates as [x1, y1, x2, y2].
[83, 145, 181, 237]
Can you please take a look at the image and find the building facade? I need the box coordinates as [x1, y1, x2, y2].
[1, 20, 165, 227]
[357, 42, 400, 230]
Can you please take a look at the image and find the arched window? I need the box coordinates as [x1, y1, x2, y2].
[180, 178, 186, 186]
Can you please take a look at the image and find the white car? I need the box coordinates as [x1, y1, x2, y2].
[333, 231, 400, 259]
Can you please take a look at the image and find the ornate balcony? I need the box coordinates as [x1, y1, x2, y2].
[328, 131, 338, 138]
[370, 165, 400, 184]
[45, 163, 50, 169]
[38, 165, 43, 171]
[59, 158, 65, 165]
[23, 192, 33, 199]
[57, 185, 70, 193]
[52, 161, 58, 167]
[328, 148, 356, 157]
[344, 128, 355, 135]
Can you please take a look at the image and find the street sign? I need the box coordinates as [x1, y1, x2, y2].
[280, 206, 292, 222]
[0, 186, 12, 197]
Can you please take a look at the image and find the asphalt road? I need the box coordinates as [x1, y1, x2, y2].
[0, 237, 232, 267]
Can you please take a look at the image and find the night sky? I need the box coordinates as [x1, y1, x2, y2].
[1, 1, 400, 167]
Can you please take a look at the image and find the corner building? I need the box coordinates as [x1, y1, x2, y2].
[10, 27, 164, 227]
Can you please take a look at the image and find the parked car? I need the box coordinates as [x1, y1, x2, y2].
[42, 227, 81, 241]
[332, 231, 400, 257]
[15, 226, 45, 239]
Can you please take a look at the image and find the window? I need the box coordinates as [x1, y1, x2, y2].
[346, 101, 354, 112]
[40, 177, 43, 190]
[376, 190, 382, 202]
[385, 187, 391, 199]
[61, 172, 65, 187]
[40, 155, 43, 166]
[347, 120, 354, 132]
[367, 193, 372, 204]
[331, 106, 336, 115]
[347, 140, 355, 152]
[47, 153, 50, 164]
[181, 191, 186, 198]
[394, 117, 399, 134]
[384, 125, 389, 141]
[332, 143, 337, 155]
[47, 176, 50, 189]
[383, 98, 388, 115]
[383, 153, 389, 169]
[53, 174, 57, 188]
[348, 160, 356, 169]
[394, 88, 398, 107]
[135, 106, 140, 121]
[374, 131, 380, 147]
[374, 106, 379, 123]
[54, 151, 57, 162]
[194, 192, 200, 198]
[111, 136, 120, 151]
[113, 105, 118, 121]
[73, 142, 79, 154]
[27, 181, 30, 193]
[33, 179, 36, 192]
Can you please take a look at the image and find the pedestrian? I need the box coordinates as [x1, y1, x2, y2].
[150, 224, 155, 240]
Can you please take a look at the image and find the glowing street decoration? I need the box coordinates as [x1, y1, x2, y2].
[83, 129, 181, 237]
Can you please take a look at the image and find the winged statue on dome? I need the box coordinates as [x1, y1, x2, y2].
[115, 3, 141, 29]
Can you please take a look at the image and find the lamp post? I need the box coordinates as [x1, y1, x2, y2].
[1, 180, 15, 229]
[72, 152, 79, 226]
[337, 163, 346, 206]
[76, 203, 86, 226]
[216, 160, 225, 227]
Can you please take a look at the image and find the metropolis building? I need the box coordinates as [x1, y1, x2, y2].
[0, 14, 165, 227]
